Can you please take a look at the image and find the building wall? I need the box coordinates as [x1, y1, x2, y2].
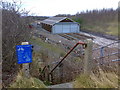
[52, 22, 80, 34]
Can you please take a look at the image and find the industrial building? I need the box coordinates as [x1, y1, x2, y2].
[41, 17, 80, 34]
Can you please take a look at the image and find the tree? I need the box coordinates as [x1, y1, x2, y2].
[1, 1, 33, 87]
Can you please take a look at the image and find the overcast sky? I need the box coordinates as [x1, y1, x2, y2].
[5, 0, 120, 16]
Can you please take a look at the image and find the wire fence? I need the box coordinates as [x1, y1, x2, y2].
[40, 39, 119, 84]
[93, 41, 119, 62]
[92, 41, 119, 73]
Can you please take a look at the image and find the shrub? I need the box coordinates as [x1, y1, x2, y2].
[2, 1, 32, 87]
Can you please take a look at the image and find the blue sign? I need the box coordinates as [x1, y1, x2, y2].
[16, 45, 32, 64]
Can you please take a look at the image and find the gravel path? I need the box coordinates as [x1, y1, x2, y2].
[80, 32, 118, 48]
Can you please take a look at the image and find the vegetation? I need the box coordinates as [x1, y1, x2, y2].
[29, 36, 66, 84]
[1, 0, 119, 88]
[30, 51, 43, 78]
[30, 35, 119, 88]
[9, 72, 46, 88]
[28, 16, 48, 21]
[55, 8, 118, 36]
[30, 36, 85, 85]
[2, 1, 36, 88]
[74, 69, 118, 88]
[72, 8, 118, 36]
[30, 36, 66, 56]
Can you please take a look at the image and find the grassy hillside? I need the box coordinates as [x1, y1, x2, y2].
[71, 8, 118, 36]
[81, 22, 118, 36]
[29, 36, 67, 84]
[74, 69, 118, 88]
[9, 72, 46, 88]
[8, 35, 66, 88]
[30, 36, 66, 55]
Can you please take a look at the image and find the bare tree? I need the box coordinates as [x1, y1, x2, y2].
[1, 1, 33, 87]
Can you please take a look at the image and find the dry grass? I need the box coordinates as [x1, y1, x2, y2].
[106, 22, 118, 36]
[30, 51, 44, 78]
[30, 36, 66, 55]
[74, 68, 118, 88]
[9, 72, 46, 88]
[82, 22, 118, 36]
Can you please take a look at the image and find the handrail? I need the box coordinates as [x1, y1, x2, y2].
[49, 41, 86, 74]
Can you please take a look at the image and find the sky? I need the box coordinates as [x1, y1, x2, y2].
[4, 0, 120, 16]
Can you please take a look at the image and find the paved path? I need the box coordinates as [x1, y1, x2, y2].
[48, 82, 73, 88]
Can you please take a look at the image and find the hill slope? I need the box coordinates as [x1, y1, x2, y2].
[71, 8, 118, 36]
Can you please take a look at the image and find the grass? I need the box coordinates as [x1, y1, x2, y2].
[82, 22, 118, 36]
[74, 74, 95, 88]
[106, 22, 118, 36]
[30, 52, 43, 78]
[30, 36, 66, 65]
[9, 72, 47, 88]
[74, 68, 118, 88]
[29, 36, 67, 85]
[9, 36, 67, 88]
[30, 36, 66, 55]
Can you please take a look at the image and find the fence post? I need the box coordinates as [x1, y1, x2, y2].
[100, 47, 104, 64]
[49, 73, 53, 84]
[83, 39, 93, 74]
[21, 42, 30, 78]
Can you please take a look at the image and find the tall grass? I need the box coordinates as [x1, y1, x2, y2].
[72, 8, 118, 36]
[74, 68, 118, 88]
[9, 72, 46, 88]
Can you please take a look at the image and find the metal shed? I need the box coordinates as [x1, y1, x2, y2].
[41, 17, 80, 34]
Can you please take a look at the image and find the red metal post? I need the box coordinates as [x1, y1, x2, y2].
[49, 41, 86, 74]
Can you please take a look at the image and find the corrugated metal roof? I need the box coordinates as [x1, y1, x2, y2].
[41, 17, 74, 25]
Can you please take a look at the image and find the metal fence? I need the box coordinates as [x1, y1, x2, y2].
[40, 40, 119, 84]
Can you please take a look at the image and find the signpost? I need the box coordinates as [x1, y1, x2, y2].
[16, 45, 32, 64]
[16, 42, 32, 78]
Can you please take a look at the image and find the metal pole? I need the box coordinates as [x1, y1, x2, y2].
[21, 42, 30, 78]
[100, 47, 104, 64]
[49, 41, 85, 74]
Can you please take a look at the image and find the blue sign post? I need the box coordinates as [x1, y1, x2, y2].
[16, 45, 32, 64]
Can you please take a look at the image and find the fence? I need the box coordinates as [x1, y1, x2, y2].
[39, 40, 119, 84]
[40, 40, 94, 84]
[92, 41, 119, 73]
[93, 41, 119, 63]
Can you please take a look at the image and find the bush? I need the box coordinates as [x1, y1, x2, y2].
[2, 1, 32, 87]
